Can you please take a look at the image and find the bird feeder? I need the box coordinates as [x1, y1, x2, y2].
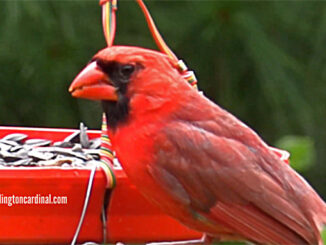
[0, 126, 201, 244]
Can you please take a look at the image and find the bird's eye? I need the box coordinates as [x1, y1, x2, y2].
[120, 64, 135, 78]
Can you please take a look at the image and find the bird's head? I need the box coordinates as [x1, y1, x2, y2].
[69, 46, 190, 129]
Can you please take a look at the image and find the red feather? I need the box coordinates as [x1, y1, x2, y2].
[70, 46, 326, 244]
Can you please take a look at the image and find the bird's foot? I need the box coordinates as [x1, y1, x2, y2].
[146, 234, 213, 245]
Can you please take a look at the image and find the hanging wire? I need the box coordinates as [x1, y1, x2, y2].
[99, 0, 118, 188]
[135, 0, 198, 88]
[100, 0, 117, 47]
[71, 3, 118, 244]
[71, 164, 97, 245]
[135, 0, 178, 63]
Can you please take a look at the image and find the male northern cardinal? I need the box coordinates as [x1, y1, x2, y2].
[69, 46, 326, 245]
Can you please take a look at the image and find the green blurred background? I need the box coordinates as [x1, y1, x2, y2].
[0, 0, 325, 203]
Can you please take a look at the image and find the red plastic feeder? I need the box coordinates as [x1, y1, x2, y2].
[0, 126, 201, 244]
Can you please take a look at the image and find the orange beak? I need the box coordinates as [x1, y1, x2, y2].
[69, 61, 118, 101]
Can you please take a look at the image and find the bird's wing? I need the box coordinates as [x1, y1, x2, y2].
[149, 121, 319, 244]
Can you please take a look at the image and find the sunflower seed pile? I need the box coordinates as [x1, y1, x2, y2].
[0, 123, 102, 167]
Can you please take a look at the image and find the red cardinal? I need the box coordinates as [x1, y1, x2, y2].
[70, 46, 326, 244]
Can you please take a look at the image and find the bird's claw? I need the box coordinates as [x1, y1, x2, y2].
[146, 234, 212, 245]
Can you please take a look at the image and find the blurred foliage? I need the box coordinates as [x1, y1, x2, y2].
[0, 0, 325, 201]
[216, 242, 245, 245]
[275, 135, 316, 172]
